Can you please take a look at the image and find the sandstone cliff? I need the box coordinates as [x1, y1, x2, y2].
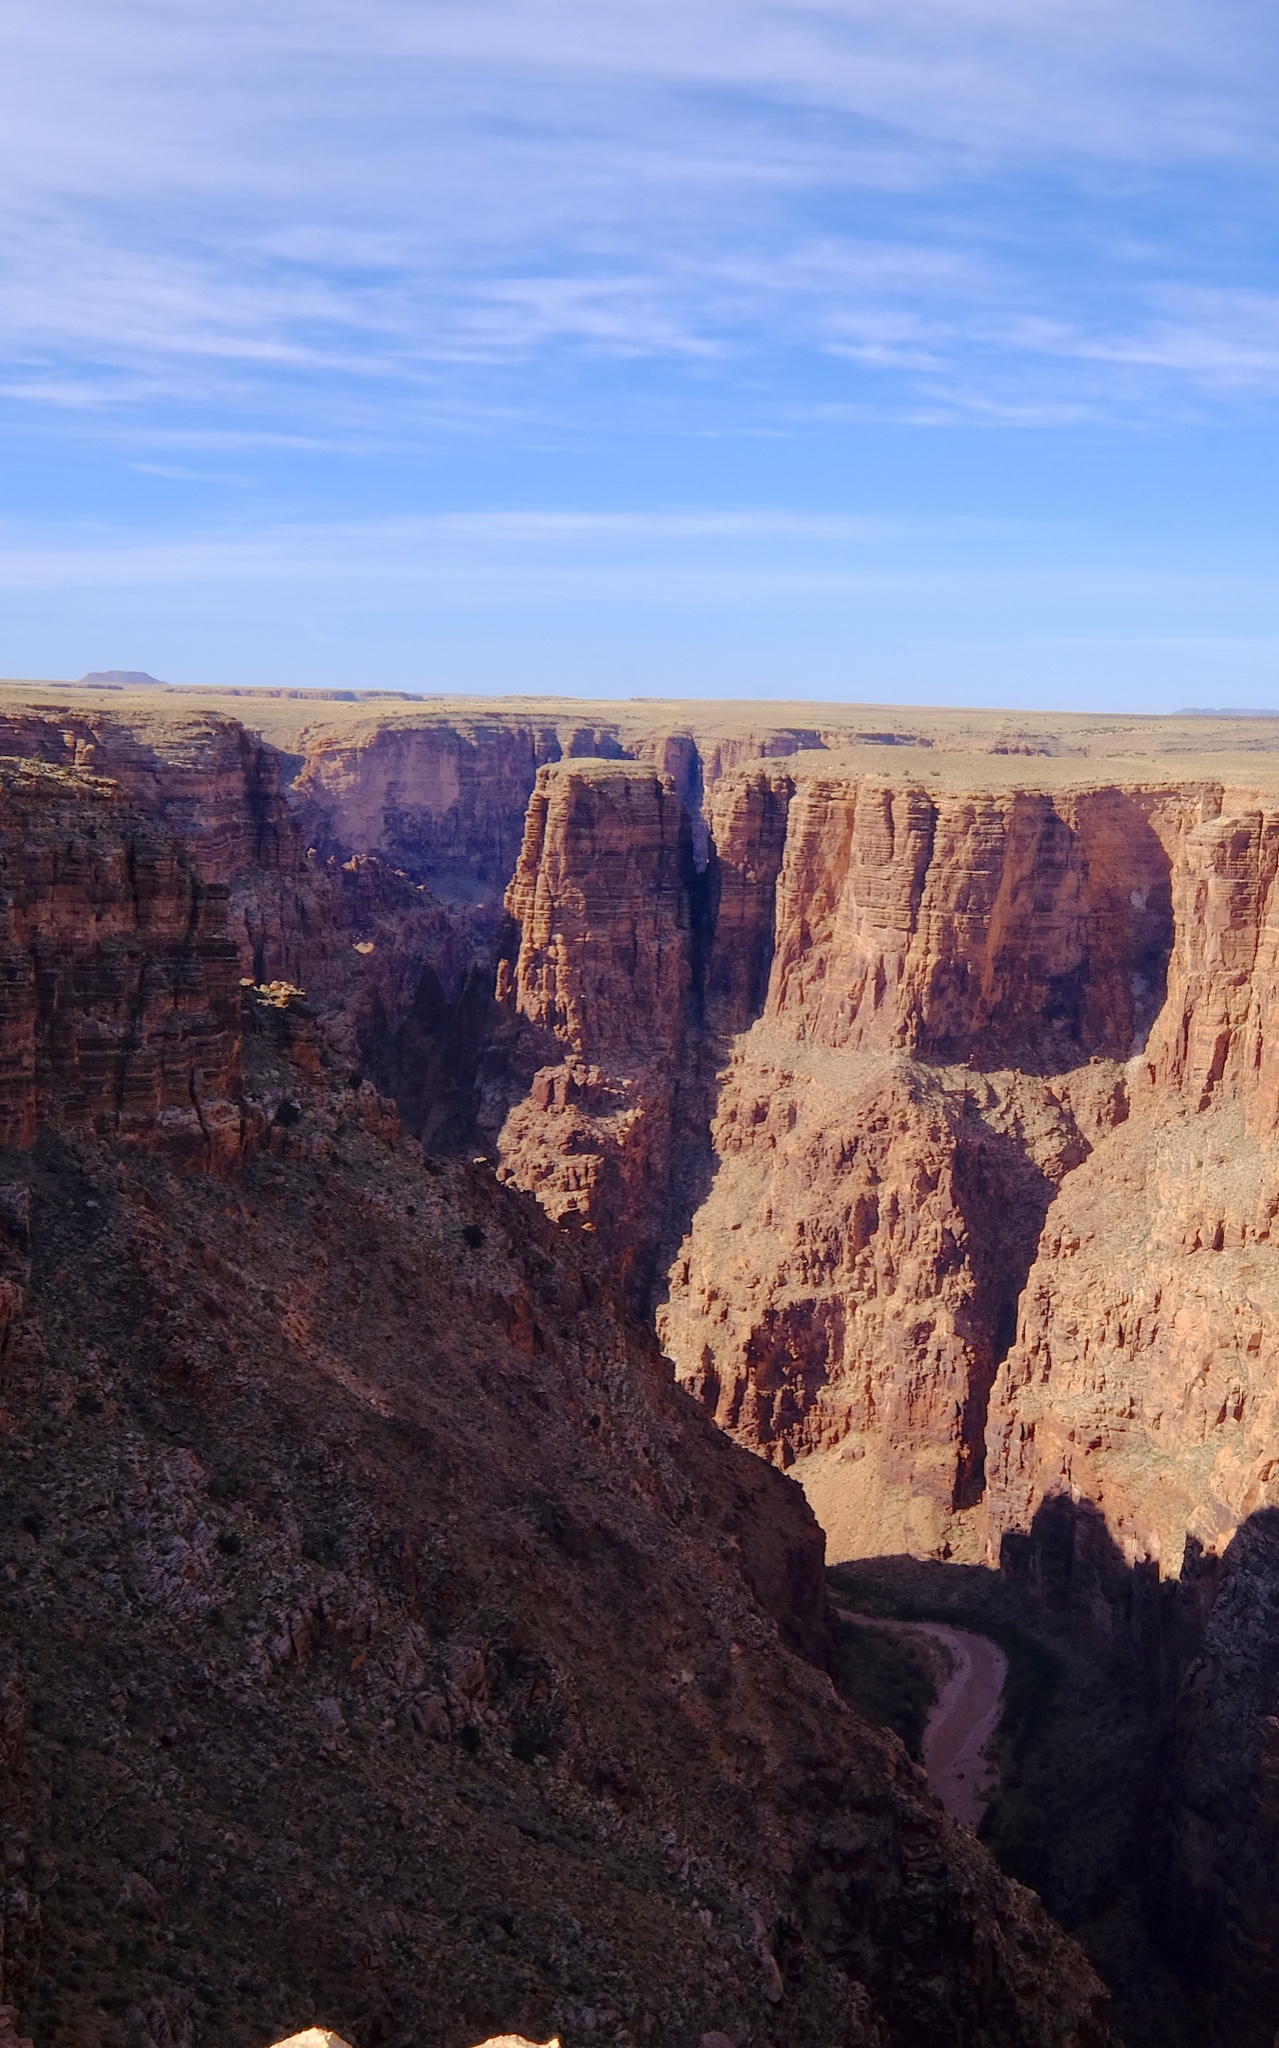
[658, 773, 1174, 1556]
[487, 760, 1174, 1559]
[286, 708, 830, 925]
[983, 788, 1279, 1578]
[14, 684, 1273, 1594]
[486, 760, 701, 1296]
[0, 702, 297, 888]
[0, 698, 506, 1157]
[476, 734, 1279, 2042]
[650, 769, 1279, 1582]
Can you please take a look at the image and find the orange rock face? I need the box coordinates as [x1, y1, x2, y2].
[986, 790, 1279, 1575]
[485, 751, 1279, 1579]
[488, 761, 699, 1296]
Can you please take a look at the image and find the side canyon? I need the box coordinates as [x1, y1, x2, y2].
[2, 677, 1279, 2048]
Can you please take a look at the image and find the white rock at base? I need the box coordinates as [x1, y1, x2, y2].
[267, 2032, 356, 2048]
[470, 2037, 562, 2048]
[266, 2025, 561, 2048]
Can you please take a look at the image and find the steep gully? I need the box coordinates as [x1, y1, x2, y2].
[3, 688, 1279, 2042]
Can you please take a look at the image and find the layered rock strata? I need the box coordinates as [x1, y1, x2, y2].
[4, 685, 1279, 2045]
[488, 756, 1279, 1586]
[0, 759, 243, 1171]
[289, 710, 831, 919]
[0, 702, 297, 887]
[9, 684, 1279, 2039]
[481, 750, 1279, 2044]
[985, 791, 1279, 1576]
[18, 686, 1269, 1593]
[0, 701, 507, 1156]
[488, 761, 702, 1296]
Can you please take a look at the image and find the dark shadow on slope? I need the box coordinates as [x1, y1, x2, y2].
[831, 1499, 1279, 2048]
[364, 956, 499, 1153]
[1144, 1507, 1279, 2048]
[950, 1113, 1059, 1510]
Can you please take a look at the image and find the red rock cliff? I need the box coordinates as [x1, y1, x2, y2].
[659, 768, 1279, 1579]
[488, 760, 698, 1293]
[0, 759, 243, 1171]
[487, 749, 1279, 1581]
[0, 702, 298, 888]
[984, 786, 1279, 1577]
[0, 706, 1117, 2048]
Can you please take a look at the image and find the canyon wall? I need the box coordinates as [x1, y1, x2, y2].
[0, 758, 243, 1172]
[660, 772, 1178, 1559]
[0, 702, 1119, 2048]
[0, 701, 508, 1152]
[11, 685, 1274, 1590]
[478, 734, 1279, 2040]
[486, 761, 702, 1296]
[6, 680, 1279, 2040]
[0, 702, 298, 887]
[985, 791, 1279, 1577]
[485, 751, 1279, 1592]
[288, 708, 834, 916]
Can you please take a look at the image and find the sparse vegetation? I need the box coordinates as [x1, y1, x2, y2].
[828, 1610, 939, 1759]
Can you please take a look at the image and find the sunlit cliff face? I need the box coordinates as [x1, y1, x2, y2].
[479, 745, 1279, 1584]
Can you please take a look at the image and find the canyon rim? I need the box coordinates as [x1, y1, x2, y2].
[0, 678, 1276, 2047]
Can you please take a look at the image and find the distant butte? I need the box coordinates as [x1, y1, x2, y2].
[77, 668, 168, 686]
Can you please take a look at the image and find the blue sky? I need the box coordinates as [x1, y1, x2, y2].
[3, 0, 1279, 707]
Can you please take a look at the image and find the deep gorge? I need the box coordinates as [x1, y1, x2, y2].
[1, 680, 1278, 2048]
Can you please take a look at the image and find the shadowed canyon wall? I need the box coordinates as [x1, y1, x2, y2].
[0, 758, 244, 1173]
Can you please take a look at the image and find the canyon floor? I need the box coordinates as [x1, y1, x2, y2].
[0, 678, 1278, 2047]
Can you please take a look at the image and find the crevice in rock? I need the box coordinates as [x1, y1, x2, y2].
[950, 1115, 1059, 1511]
[364, 956, 499, 1154]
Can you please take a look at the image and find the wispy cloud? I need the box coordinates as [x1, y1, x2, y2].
[3, 504, 1275, 630]
[0, 508, 914, 594]
[2, 0, 1279, 441]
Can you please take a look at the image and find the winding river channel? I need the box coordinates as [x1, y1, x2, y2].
[839, 1613, 1008, 1828]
